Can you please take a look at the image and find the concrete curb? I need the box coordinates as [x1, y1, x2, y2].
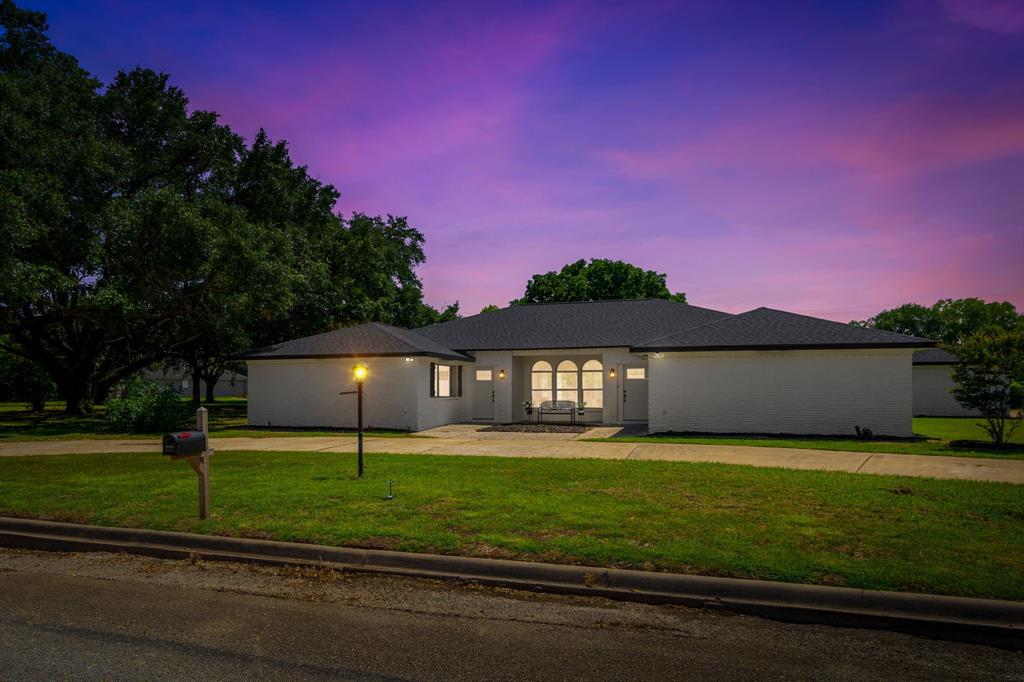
[0, 516, 1020, 649]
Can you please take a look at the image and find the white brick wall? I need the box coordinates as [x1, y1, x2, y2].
[247, 357, 470, 432]
[913, 365, 977, 417]
[648, 348, 915, 437]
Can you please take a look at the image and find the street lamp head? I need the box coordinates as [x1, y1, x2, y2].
[353, 363, 368, 382]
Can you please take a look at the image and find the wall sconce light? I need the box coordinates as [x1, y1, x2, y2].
[609, 368, 616, 379]
[498, 369, 506, 379]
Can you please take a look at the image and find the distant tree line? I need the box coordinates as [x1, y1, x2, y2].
[856, 298, 1024, 446]
[0, 1, 456, 413]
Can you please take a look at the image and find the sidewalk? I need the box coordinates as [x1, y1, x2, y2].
[2, 434, 1022, 484]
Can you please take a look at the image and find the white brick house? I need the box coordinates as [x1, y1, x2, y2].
[239, 299, 937, 437]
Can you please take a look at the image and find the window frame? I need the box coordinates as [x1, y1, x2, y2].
[430, 363, 462, 398]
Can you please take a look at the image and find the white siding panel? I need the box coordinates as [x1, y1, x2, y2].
[247, 358, 420, 431]
[648, 349, 915, 437]
[415, 360, 469, 430]
[913, 365, 977, 416]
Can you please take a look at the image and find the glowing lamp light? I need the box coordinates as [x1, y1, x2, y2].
[353, 363, 368, 382]
[609, 368, 616, 378]
[498, 369, 506, 379]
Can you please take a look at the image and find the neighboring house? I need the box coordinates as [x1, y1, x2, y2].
[238, 299, 934, 437]
[142, 366, 248, 398]
[912, 348, 976, 417]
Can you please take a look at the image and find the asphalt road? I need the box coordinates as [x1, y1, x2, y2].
[0, 550, 1020, 681]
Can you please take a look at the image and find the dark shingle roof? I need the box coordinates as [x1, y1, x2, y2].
[415, 299, 732, 351]
[237, 322, 472, 361]
[632, 307, 935, 352]
[913, 348, 958, 364]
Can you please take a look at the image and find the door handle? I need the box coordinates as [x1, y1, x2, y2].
[491, 390, 495, 402]
[623, 390, 627, 402]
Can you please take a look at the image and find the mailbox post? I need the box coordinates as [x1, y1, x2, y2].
[163, 407, 213, 520]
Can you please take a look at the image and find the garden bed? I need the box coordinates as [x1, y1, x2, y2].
[480, 424, 590, 433]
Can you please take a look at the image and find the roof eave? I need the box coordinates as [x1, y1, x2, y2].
[233, 350, 474, 362]
[631, 341, 937, 353]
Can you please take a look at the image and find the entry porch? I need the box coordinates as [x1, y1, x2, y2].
[464, 348, 650, 426]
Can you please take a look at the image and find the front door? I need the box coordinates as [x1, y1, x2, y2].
[472, 367, 495, 420]
[622, 365, 648, 421]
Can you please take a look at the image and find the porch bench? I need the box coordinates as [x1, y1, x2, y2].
[538, 400, 577, 424]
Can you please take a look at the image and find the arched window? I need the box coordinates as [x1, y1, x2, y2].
[531, 361, 552, 405]
[582, 360, 603, 408]
[556, 360, 578, 403]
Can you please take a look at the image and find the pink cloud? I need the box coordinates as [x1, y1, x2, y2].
[942, 0, 1024, 34]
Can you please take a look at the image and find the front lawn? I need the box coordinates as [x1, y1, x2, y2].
[587, 417, 1024, 460]
[0, 450, 1021, 601]
[0, 401, 412, 441]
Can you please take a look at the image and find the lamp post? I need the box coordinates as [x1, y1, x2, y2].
[353, 362, 368, 477]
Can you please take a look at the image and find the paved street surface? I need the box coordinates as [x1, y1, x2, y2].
[2, 432, 1023, 483]
[0, 549, 1020, 681]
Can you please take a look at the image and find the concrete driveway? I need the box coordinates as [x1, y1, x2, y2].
[2, 432, 1023, 483]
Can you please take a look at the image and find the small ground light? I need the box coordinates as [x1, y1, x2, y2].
[385, 480, 394, 500]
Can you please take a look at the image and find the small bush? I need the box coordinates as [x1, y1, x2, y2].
[106, 379, 193, 433]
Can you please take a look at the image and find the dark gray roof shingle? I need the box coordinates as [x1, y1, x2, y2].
[632, 307, 935, 351]
[913, 348, 959, 364]
[238, 322, 472, 361]
[415, 299, 732, 351]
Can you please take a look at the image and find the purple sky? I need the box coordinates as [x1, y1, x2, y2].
[35, 0, 1024, 320]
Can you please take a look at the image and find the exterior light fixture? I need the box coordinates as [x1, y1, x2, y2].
[653, 352, 664, 359]
[404, 357, 414, 362]
[499, 369, 506, 379]
[609, 368, 616, 379]
[352, 362, 368, 477]
[353, 363, 368, 382]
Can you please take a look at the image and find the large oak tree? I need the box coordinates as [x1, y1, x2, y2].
[0, 1, 453, 412]
[513, 259, 686, 306]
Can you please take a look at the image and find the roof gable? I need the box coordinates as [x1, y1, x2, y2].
[633, 307, 935, 351]
[415, 299, 732, 351]
[238, 322, 471, 361]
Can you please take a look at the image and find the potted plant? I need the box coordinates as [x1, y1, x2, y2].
[577, 401, 586, 416]
[523, 401, 533, 416]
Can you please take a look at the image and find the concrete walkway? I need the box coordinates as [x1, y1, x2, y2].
[2, 434, 1022, 484]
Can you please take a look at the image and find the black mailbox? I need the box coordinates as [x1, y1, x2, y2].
[163, 431, 208, 457]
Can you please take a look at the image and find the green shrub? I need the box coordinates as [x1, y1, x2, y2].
[106, 379, 192, 433]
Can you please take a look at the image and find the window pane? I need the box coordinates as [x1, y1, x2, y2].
[583, 389, 603, 408]
[475, 370, 492, 381]
[532, 360, 552, 372]
[437, 365, 451, 397]
[582, 371, 602, 389]
[556, 360, 577, 372]
[557, 372, 577, 390]
[532, 390, 552, 404]
[556, 390, 577, 403]
[582, 360, 602, 371]
[625, 367, 646, 380]
[532, 372, 552, 390]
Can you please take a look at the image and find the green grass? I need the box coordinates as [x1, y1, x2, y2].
[0, 450, 1021, 601]
[586, 417, 1024, 460]
[0, 401, 411, 441]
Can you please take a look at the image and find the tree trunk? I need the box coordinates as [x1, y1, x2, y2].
[61, 380, 93, 416]
[202, 369, 223, 404]
[191, 369, 202, 406]
[91, 377, 118, 406]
